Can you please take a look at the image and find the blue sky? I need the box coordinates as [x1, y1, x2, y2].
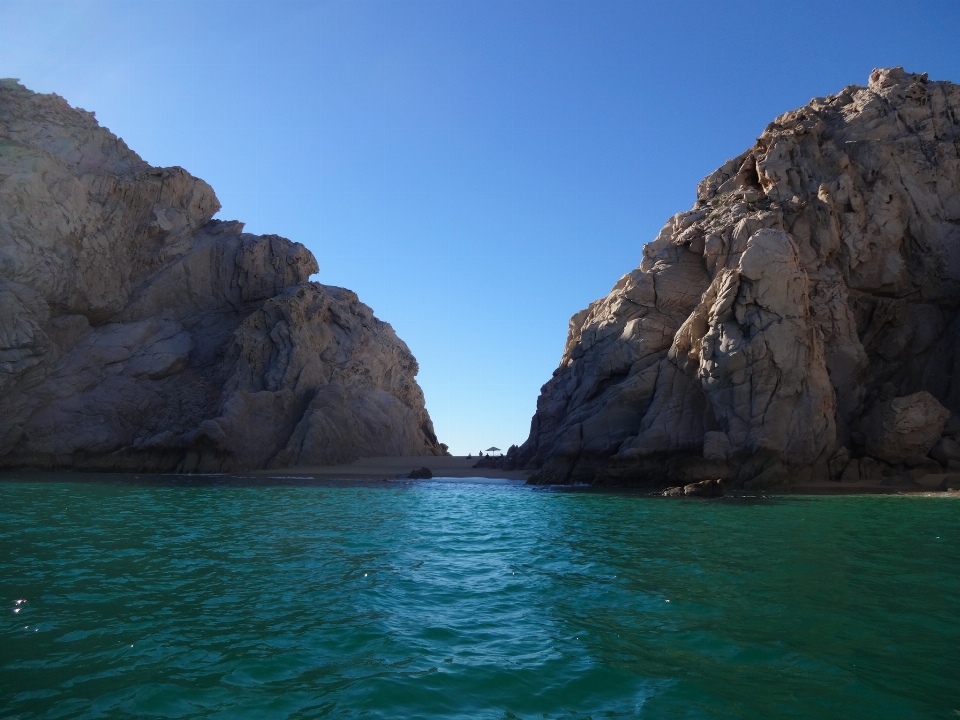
[2, 0, 959, 454]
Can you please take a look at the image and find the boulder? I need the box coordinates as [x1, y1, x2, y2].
[882, 472, 916, 487]
[904, 455, 942, 470]
[914, 474, 951, 490]
[0, 80, 443, 471]
[930, 437, 960, 465]
[859, 456, 883, 483]
[863, 392, 950, 464]
[904, 459, 943, 487]
[743, 462, 790, 491]
[828, 447, 850, 480]
[516, 68, 960, 487]
[703, 431, 732, 462]
[407, 467, 433, 480]
[839, 459, 861, 484]
[683, 479, 724, 497]
[942, 415, 960, 436]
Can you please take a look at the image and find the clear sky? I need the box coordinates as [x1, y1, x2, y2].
[2, 0, 959, 454]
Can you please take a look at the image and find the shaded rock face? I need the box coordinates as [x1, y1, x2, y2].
[861, 391, 949, 464]
[515, 68, 960, 487]
[0, 80, 443, 471]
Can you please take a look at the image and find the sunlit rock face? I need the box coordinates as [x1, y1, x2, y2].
[0, 79, 443, 471]
[514, 68, 960, 488]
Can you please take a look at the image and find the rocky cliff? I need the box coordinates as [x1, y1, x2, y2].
[510, 68, 960, 489]
[0, 79, 444, 472]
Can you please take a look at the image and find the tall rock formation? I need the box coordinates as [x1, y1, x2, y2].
[0, 80, 444, 472]
[513, 68, 960, 487]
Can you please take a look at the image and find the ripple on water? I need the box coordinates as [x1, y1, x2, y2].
[1, 480, 958, 719]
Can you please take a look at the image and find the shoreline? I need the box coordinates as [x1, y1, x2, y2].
[246, 455, 530, 482]
[1, 457, 958, 495]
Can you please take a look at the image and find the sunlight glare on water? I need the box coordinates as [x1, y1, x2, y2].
[1, 477, 958, 719]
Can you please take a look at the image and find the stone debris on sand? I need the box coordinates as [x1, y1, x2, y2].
[0, 80, 444, 472]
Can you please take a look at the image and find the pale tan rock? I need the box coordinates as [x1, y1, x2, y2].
[0, 80, 442, 471]
[515, 68, 960, 487]
[682, 478, 723, 497]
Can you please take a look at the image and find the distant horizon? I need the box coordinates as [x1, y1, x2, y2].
[3, 0, 959, 454]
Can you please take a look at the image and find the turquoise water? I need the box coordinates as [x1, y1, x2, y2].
[1, 477, 958, 719]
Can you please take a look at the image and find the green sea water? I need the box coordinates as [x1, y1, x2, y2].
[1, 476, 958, 719]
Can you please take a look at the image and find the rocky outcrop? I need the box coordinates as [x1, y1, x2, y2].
[512, 68, 960, 488]
[0, 79, 444, 472]
[662, 479, 724, 498]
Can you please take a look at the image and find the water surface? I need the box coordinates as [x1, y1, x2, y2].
[1, 476, 958, 718]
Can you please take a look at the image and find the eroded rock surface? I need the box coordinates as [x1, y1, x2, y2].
[0, 80, 443, 471]
[511, 68, 960, 487]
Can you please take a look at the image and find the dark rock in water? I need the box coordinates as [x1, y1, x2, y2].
[0, 80, 444, 472]
[407, 467, 433, 479]
[511, 68, 960, 488]
[662, 486, 685, 497]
